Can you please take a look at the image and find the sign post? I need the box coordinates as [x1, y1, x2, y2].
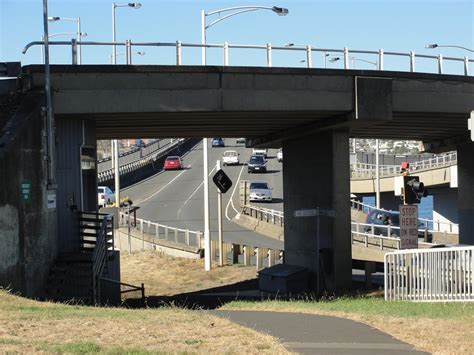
[399, 204, 418, 249]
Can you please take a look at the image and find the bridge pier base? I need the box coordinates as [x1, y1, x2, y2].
[283, 131, 352, 294]
[457, 142, 474, 245]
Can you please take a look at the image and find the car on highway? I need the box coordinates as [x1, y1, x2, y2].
[277, 148, 283, 162]
[222, 150, 240, 166]
[252, 147, 267, 158]
[247, 155, 267, 173]
[212, 138, 225, 147]
[98, 186, 115, 207]
[163, 156, 183, 170]
[249, 180, 273, 202]
[364, 209, 432, 241]
[236, 137, 246, 144]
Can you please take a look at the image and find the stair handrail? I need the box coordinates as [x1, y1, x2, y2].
[91, 214, 113, 305]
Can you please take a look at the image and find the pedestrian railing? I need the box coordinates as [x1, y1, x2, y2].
[119, 212, 202, 248]
[384, 246, 474, 302]
[350, 199, 459, 234]
[242, 204, 284, 226]
[351, 151, 457, 179]
[22, 40, 473, 76]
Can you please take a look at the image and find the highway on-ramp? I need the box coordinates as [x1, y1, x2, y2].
[122, 139, 284, 250]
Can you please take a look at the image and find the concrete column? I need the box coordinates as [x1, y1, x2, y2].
[283, 131, 352, 293]
[457, 142, 474, 245]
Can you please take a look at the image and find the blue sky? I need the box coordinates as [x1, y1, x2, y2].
[1, 0, 472, 74]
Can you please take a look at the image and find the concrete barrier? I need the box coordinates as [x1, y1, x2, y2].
[233, 214, 284, 241]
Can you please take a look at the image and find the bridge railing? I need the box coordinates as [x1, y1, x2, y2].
[350, 199, 459, 234]
[384, 246, 474, 302]
[242, 204, 284, 226]
[351, 151, 458, 179]
[22, 40, 473, 76]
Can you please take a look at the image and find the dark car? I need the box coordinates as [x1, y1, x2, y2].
[247, 155, 267, 173]
[364, 209, 431, 241]
[212, 138, 225, 147]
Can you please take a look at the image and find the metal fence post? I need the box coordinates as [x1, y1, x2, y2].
[232, 244, 240, 264]
[71, 38, 78, 65]
[378, 48, 384, 70]
[125, 39, 132, 65]
[266, 43, 272, 67]
[306, 45, 312, 68]
[464, 56, 469, 76]
[343, 47, 349, 69]
[176, 40, 182, 65]
[438, 54, 443, 74]
[409, 51, 415, 72]
[185, 229, 190, 245]
[224, 41, 229, 66]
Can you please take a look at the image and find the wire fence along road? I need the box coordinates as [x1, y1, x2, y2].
[385, 246, 474, 302]
[351, 151, 458, 179]
[23, 40, 473, 76]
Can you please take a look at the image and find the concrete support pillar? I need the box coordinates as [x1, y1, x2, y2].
[457, 142, 474, 245]
[283, 131, 352, 293]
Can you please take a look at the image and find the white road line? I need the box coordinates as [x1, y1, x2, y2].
[177, 165, 217, 218]
[225, 164, 245, 221]
[135, 168, 188, 205]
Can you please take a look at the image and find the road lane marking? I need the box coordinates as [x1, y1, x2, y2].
[177, 165, 217, 219]
[225, 164, 245, 221]
[134, 168, 188, 206]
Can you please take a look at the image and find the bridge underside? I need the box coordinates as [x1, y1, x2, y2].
[15, 65, 474, 293]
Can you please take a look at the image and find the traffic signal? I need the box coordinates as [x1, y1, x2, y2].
[403, 176, 428, 204]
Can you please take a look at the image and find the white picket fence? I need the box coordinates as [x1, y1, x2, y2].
[384, 246, 474, 302]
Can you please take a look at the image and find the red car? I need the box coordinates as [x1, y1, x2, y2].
[164, 156, 183, 170]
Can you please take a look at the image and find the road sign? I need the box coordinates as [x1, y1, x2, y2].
[212, 169, 232, 193]
[21, 180, 32, 202]
[399, 204, 418, 249]
[294, 208, 335, 218]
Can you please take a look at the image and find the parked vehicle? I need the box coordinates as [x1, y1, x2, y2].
[212, 138, 225, 147]
[277, 148, 283, 162]
[98, 186, 115, 207]
[249, 180, 273, 202]
[236, 137, 246, 144]
[222, 150, 239, 166]
[164, 156, 183, 170]
[252, 147, 267, 158]
[364, 209, 431, 241]
[247, 155, 267, 173]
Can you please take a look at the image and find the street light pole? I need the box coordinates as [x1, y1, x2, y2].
[201, 5, 288, 271]
[41, 32, 87, 64]
[426, 43, 474, 53]
[48, 16, 83, 64]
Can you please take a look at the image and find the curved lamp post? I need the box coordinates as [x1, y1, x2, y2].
[285, 43, 330, 68]
[110, 50, 145, 64]
[111, 2, 142, 207]
[329, 56, 378, 69]
[426, 43, 474, 53]
[48, 16, 83, 64]
[200, 5, 288, 271]
[41, 32, 87, 64]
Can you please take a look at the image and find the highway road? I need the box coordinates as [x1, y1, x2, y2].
[122, 138, 284, 250]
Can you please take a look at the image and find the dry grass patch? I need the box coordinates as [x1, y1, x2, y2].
[120, 250, 257, 296]
[0, 290, 289, 354]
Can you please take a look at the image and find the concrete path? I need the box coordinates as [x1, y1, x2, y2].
[210, 310, 427, 354]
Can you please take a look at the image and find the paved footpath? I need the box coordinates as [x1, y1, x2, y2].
[210, 310, 428, 355]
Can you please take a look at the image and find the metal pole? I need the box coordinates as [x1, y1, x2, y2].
[114, 139, 120, 211]
[41, 36, 45, 64]
[203, 138, 211, 271]
[77, 17, 82, 64]
[217, 160, 224, 266]
[43, 0, 55, 187]
[128, 205, 131, 254]
[111, 2, 116, 173]
[316, 211, 320, 295]
[201, 10, 206, 65]
[375, 139, 380, 209]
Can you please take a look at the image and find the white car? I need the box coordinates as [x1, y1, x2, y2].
[252, 148, 267, 158]
[222, 150, 240, 166]
[98, 186, 115, 207]
[277, 148, 283, 162]
[249, 180, 272, 202]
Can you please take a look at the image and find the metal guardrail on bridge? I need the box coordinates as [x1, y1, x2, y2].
[351, 151, 457, 179]
[23, 40, 473, 76]
[385, 246, 474, 302]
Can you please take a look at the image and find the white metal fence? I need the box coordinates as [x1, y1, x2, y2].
[351, 151, 457, 179]
[384, 246, 474, 302]
[22, 40, 473, 76]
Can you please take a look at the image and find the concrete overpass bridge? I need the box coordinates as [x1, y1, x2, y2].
[1, 41, 473, 299]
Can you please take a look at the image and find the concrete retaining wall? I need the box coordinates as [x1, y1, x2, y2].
[233, 214, 284, 241]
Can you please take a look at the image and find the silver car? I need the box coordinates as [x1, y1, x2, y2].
[249, 180, 272, 202]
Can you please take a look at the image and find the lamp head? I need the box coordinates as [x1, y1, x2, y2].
[48, 16, 61, 22]
[137, 51, 145, 56]
[128, 2, 142, 8]
[272, 6, 289, 16]
[284, 43, 295, 47]
[426, 43, 438, 49]
[329, 57, 341, 63]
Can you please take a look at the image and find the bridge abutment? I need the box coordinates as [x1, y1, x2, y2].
[283, 131, 352, 293]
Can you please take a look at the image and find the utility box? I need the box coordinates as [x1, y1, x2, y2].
[258, 264, 309, 294]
